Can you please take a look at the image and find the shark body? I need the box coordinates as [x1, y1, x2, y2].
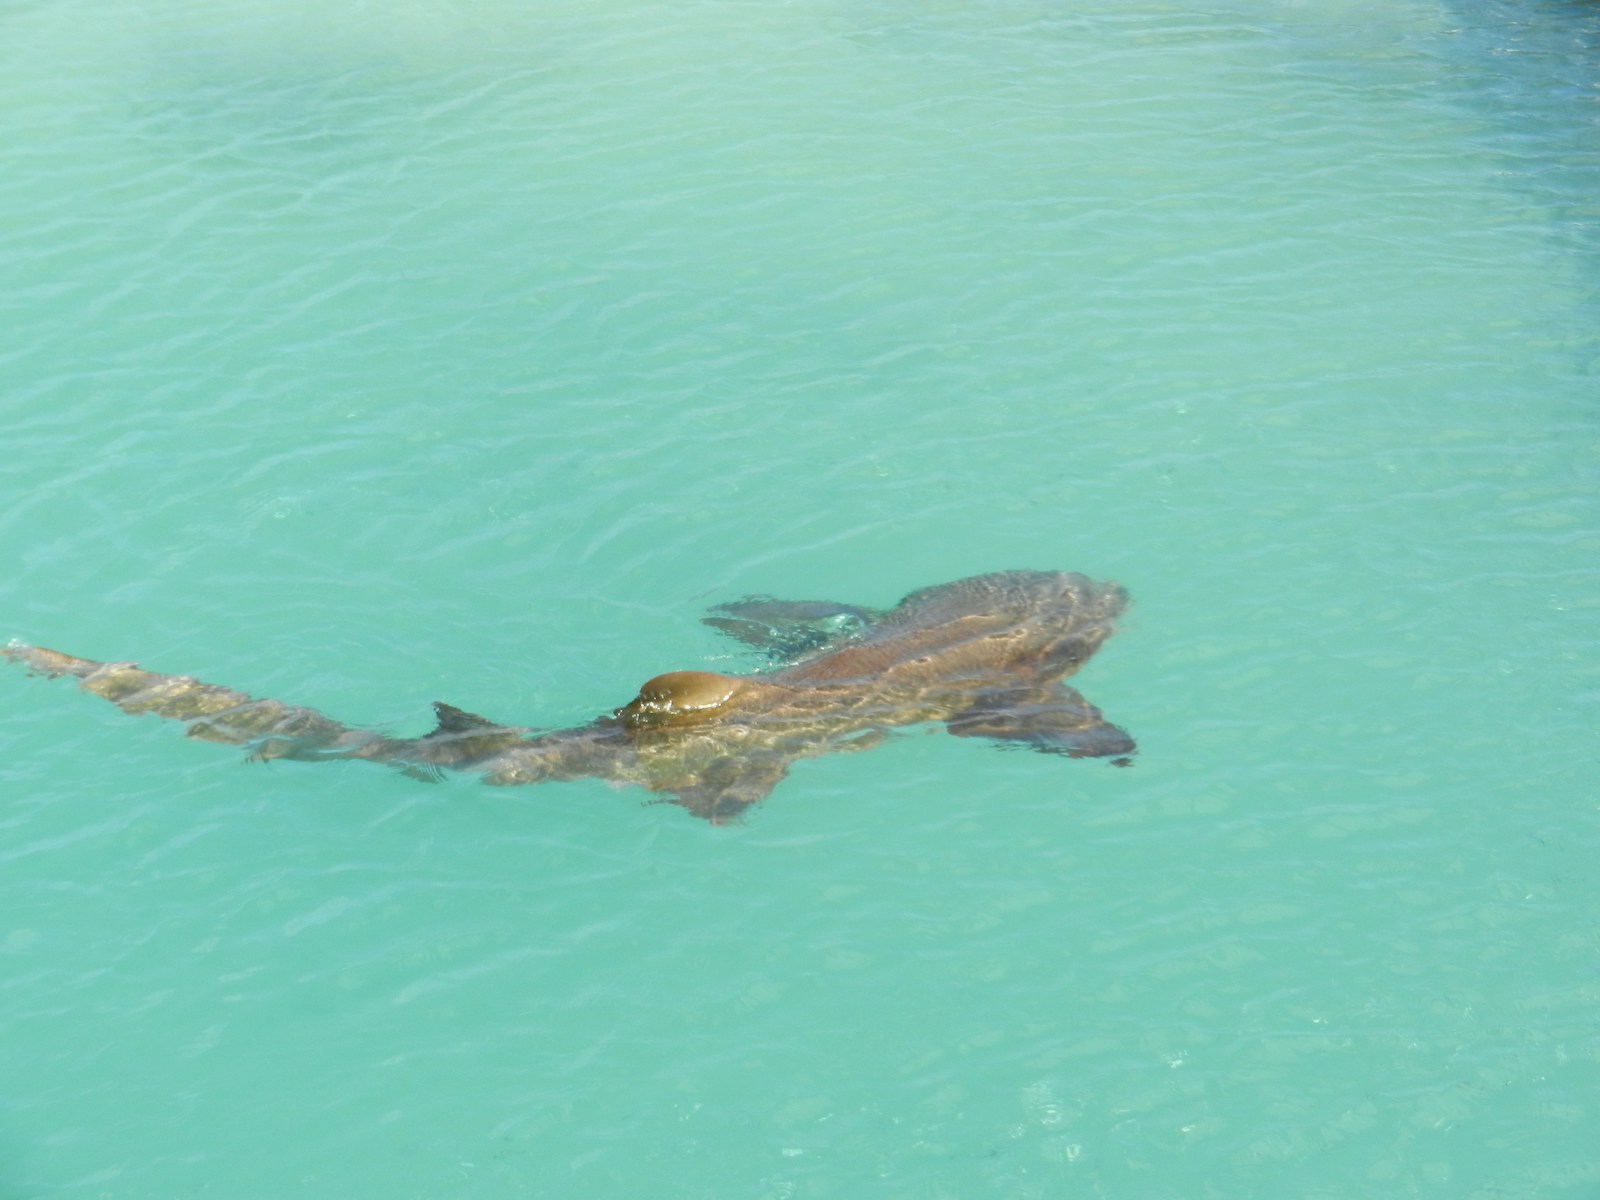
[5, 570, 1133, 822]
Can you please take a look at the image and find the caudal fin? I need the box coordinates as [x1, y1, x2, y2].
[5, 640, 359, 753]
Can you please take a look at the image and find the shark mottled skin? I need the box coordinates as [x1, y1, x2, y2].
[5, 571, 1134, 822]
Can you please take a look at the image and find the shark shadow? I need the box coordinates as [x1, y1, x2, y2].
[4, 570, 1134, 822]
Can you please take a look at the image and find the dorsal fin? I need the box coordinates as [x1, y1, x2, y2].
[429, 702, 504, 737]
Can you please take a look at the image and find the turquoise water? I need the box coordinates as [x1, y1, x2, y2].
[3, 0, 1597, 1195]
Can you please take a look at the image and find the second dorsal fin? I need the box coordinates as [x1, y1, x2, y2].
[429, 702, 505, 737]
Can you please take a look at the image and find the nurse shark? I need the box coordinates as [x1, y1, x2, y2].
[4, 570, 1134, 822]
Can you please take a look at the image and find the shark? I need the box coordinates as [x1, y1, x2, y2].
[4, 570, 1134, 822]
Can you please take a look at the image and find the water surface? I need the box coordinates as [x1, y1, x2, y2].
[2, 0, 1596, 1196]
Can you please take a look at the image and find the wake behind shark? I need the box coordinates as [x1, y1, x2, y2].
[4, 571, 1134, 822]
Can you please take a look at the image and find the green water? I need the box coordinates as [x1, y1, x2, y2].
[3, 0, 1597, 1195]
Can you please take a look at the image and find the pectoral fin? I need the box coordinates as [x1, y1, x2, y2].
[946, 684, 1135, 760]
[702, 597, 877, 662]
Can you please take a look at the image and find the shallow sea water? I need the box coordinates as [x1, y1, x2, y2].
[2, 0, 1598, 1196]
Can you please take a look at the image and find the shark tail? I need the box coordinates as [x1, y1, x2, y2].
[4, 639, 365, 757]
[3, 640, 533, 779]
